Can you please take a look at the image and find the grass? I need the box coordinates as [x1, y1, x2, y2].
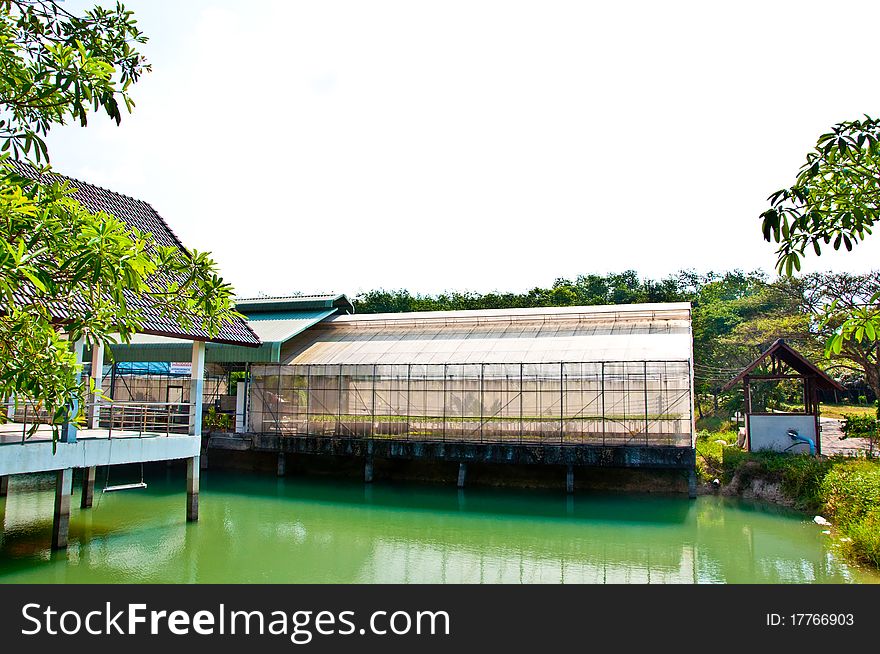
[820, 403, 877, 420]
[820, 461, 880, 568]
[695, 415, 736, 433]
[301, 413, 686, 423]
[694, 430, 737, 483]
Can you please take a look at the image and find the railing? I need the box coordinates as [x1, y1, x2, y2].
[0, 400, 193, 442]
[93, 402, 192, 438]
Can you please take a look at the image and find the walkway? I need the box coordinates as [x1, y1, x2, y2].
[819, 417, 874, 457]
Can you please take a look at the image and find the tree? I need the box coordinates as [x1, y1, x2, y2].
[761, 117, 880, 354]
[0, 1, 240, 438]
[800, 272, 880, 401]
[689, 271, 823, 417]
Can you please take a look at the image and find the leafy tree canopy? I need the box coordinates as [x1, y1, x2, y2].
[0, 1, 240, 436]
[761, 116, 880, 355]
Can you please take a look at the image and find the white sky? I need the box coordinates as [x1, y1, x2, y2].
[46, 0, 880, 298]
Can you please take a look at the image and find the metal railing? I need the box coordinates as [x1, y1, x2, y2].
[0, 400, 193, 442]
[93, 401, 192, 438]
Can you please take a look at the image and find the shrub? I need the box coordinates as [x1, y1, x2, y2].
[695, 430, 737, 482]
[203, 405, 233, 432]
[841, 413, 879, 452]
[821, 461, 880, 527]
[821, 461, 880, 568]
[840, 513, 880, 568]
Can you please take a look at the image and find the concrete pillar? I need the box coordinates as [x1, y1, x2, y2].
[235, 380, 248, 434]
[80, 467, 96, 509]
[566, 465, 574, 494]
[60, 337, 85, 443]
[364, 455, 374, 483]
[189, 341, 206, 437]
[688, 468, 697, 499]
[277, 452, 286, 477]
[52, 468, 73, 549]
[187, 456, 199, 522]
[0, 475, 8, 496]
[457, 463, 467, 489]
[89, 342, 104, 429]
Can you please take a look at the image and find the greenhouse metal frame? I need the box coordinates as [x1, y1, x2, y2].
[249, 359, 693, 447]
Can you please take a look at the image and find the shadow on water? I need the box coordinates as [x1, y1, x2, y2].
[1, 468, 877, 584]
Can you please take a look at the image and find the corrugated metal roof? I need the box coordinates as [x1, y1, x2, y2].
[6, 161, 260, 347]
[237, 294, 353, 314]
[245, 309, 337, 342]
[282, 303, 693, 366]
[327, 302, 691, 327]
[110, 309, 336, 363]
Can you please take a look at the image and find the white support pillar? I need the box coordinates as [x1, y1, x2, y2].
[60, 338, 85, 443]
[52, 468, 73, 549]
[189, 341, 206, 437]
[235, 381, 248, 434]
[89, 341, 104, 429]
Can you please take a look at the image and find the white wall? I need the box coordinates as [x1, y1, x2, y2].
[748, 415, 817, 454]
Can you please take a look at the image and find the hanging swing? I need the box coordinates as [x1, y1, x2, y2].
[103, 463, 148, 493]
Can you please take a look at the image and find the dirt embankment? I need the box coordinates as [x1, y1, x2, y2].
[719, 460, 794, 506]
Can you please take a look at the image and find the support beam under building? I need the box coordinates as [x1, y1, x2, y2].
[187, 456, 199, 522]
[457, 463, 467, 489]
[688, 468, 697, 499]
[566, 465, 574, 494]
[52, 468, 73, 549]
[364, 455, 373, 484]
[0, 475, 8, 496]
[277, 452, 286, 477]
[80, 466, 96, 509]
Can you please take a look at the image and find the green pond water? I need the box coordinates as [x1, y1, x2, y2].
[0, 469, 877, 584]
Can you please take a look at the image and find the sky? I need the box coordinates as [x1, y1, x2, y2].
[46, 0, 880, 298]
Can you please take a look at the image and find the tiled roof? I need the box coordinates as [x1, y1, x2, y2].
[6, 161, 260, 347]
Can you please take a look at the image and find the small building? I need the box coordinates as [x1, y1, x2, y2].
[111, 299, 698, 492]
[0, 163, 260, 548]
[248, 303, 696, 449]
[721, 339, 844, 455]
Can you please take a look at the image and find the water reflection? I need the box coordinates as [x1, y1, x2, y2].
[0, 470, 876, 584]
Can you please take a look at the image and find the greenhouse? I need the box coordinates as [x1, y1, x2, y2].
[247, 303, 695, 448]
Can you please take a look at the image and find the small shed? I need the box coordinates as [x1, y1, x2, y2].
[722, 339, 844, 455]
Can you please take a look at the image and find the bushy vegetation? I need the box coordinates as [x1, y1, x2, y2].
[841, 413, 879, 452]
[821, 462, 880, 567]
[694, 430, 737, 483]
